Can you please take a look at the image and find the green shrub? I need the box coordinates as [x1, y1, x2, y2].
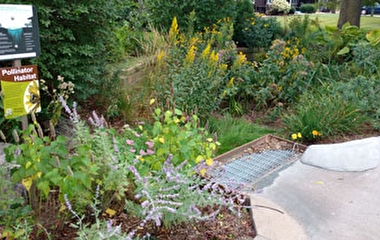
[145, 0, 236, 33]
[289, 7, 296, 14]
[267, 0, 291, 15]
[0, 0, 128, 102]
[233, 0, 255, 47]
[300, 4, 317, 13]
[238, 14, 282, 49]
[249, 38, 317, 108]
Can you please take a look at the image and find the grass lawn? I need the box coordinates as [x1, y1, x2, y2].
[275, 13, 380, 31]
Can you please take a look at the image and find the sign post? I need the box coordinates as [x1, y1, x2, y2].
[0, 4, 41, 131]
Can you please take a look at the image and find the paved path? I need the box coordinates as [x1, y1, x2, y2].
[251, 159, 380, 240]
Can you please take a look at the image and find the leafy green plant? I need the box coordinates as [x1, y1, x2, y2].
[238, 14, 282, 50]
[4, 121, 99, 215]
[250, 38, 318, 107]
[310, 23, 366, 64]
[0, 166, 33, 239]
[142, 107, 219, 172]
[282, 88, 369, 143]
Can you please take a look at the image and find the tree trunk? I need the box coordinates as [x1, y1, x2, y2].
[337, 0, 362, 28]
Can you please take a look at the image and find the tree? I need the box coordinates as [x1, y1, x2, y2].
[337, 0, 362, 28]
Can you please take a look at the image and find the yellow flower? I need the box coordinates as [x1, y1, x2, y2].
[169, 17, 179, 40]
[209, 50, 219, 63]
[201, 44, 211, 59]
[291, 133, 298, 140]
[297, 132, 302, 138]
[200, 168, 207, 176]
[312, 130, 322, 137]
[219, 63, 228, 71]
[196, 155, 204, 163]
[149, 98, 156, 105]
[159, 137, 165, 144]
[185, 45, 197, 65]
[206, 158, 213, 166]
[106, 208, 116, 217]
[234, 52, 246, 67]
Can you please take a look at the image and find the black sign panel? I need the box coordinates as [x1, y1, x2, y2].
[0, 4, 41, 61]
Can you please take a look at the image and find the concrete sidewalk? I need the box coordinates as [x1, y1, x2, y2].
[251, 159, 380, 240]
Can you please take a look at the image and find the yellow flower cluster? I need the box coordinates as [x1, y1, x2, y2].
[291, 132, 302, 140]
[185, 45, 197, 65]
[233, 52, 246, 68]
[210, 50, 219, 63]
[169, 17, 179, 43]
[201, 44, 211, 59]
[312, 130, 322, 137]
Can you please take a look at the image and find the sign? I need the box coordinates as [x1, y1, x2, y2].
[0, 4, 41, 61]
[0, 65, 41, 119]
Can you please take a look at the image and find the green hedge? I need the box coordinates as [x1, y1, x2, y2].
[300, 4, 317, 13]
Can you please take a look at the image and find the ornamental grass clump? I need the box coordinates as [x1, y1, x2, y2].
[283, 89, 369, 143]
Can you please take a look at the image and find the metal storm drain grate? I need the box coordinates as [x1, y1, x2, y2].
[211, 149, 298, 191]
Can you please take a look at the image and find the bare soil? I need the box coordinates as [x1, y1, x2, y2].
[25, 196, 256, 240]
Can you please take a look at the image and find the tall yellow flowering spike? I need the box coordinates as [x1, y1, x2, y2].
[169, 17, 179, 44]
[234, 52, 246, 68]
[185, 45, 197, 65]
[201, 44, 211, 59]
[209, 50, 219, 64]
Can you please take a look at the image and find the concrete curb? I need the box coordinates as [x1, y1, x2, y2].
[250, 194, 308, 240]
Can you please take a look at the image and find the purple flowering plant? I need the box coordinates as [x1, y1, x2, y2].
[4, 97, 249, 237]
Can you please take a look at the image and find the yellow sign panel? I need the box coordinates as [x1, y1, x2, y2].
[0, 65, 40, 119]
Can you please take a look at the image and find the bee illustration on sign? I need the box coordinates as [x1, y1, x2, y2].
[24, 80, 41, 113]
